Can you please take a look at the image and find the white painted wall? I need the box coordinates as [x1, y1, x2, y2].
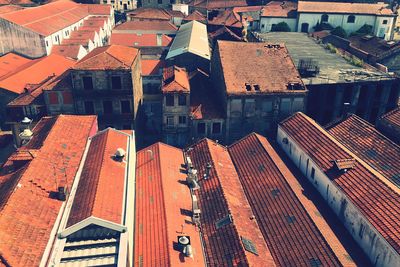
[297, 12, 394, 40]
[277, 126, 400, 267]
[260, 17, 297, 32]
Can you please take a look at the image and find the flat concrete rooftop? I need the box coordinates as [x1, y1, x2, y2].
[258, 32, 393, 85]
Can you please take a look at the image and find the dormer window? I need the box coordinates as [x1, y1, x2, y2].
[321, 14, 329, 23]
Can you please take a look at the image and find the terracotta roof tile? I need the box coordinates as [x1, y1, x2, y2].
[298, 1, 395, 16]
[135, 142, 206, 266]
[229, 133, 354, 266]
[0, 54, 75, 94]
[162, 66, 190, 93]
[381, 107, 400, 129]
[141, 59, 165, 76]
[208, 8, 242, 28]
[0, 53, 34, 79]
[189, 0, 248, 10]
[110, 33, 172, 47]
[0, 115, 97, 266]
[216, 41, 306, 95]
[186, 139, 276, 267]
[51, 44, 83, 60]
[113, 20, 178, 32]
[73, 45, 139, 70]
[67, 128, 129, 227]
[0, 4, 23, 14]
[0, 1, 110, 36]
[183, 10, 206, 22]
[328, 114, 400, 187]
[127, 7, 172, 20]
[279, 112, 400, 255]
[261, 1, 297, 18]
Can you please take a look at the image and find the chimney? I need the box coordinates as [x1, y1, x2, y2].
[156, 34, 162, 46]
[57, 186, 68, 201]
[203, 162, 211, 179]
[114, 148, 126, 161]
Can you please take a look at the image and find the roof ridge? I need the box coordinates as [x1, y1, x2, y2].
[105, 48, 132, 68]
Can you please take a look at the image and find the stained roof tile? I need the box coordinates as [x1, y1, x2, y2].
[328, 114, 400, 187]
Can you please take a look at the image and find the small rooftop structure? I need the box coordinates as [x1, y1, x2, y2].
[166, 21, 210, 60]
[73, 45, 139, 71]
[162, 66, 190, 93]
[298, 1, 395, 16]
[215, 40, 306, 95]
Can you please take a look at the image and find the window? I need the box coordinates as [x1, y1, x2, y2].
[212, 122, 221, 134]
[215, 215, 232, 229]
[158, 0, 162, 4]
[166, 95, 174, 106]
[121, 100, 131, 113]
[166, 116, 174, 126]
[84, 101, 95, 114]
[321, 14, 329, 23]
[262, 101, 273, 113]
[46, 40, 49, 47]
[178, 95, 187, 106]
[82, 76, 93, 90]
[383, 19, 388, 25]
[359, 224, 365, 238]
[347, 15, 355, 23]
[178, 116, 186, 125]
[111, 76, 122, 89]
[241, 237, 258, 255]
[197, 122, 206, 134]
[103, 100, 113, 114]
[48, 92, 59, 104]
[311, 167, 315, 179]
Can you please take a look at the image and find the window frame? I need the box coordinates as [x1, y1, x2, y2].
[197, 122, 206, 134]
[321, 14, 329, 23]
[103, 100, 113, 114]
[111, 76, 122, 90]
[166, 116, 174, 126]
[166, 94, 174, 106]
[121, 100, 131, 114]
[212, 122, 221, 134]
[82, 76, 94, 91]
[347, 15, 355, 23]
[178, 94, 187, 106]
[178, 115, 187, 125]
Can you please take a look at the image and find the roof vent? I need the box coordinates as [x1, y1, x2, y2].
[21, 117, 32, 124]
[114, 148, 126, 161]
[334, 158, 356, 172]
[178, 236, 193, 257]
[245, 83, 251, 91]
[57, 186, 68, 201]
[19, 129, 33, 141]
[203, 162, 212, 179]
[187, 168, 199, 190]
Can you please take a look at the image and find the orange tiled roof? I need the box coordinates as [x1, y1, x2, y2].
[0, 1, 111, 36]
[162, 66, 190, 93]
[328, 114, 400, 187]
[187, 139, 276, 267]
[113, 20, 178, 32]
[73, 45, 139, 70]
[0, 4, 23, 14]
[127, 7, 172, 20]
[189, 0, 248, 10]
[279, 112, 400, 255]
[51, 44, 83, 60]
[110, 33, 172, 47]
[0, 54, 75, 94]
[208, 8, 242, 28]
[67, 128, 129, 227]
[141, 59, 165, 76]
[0, 52, 33, 79]
[229, 133, 354, 266]
[298, 1, 395, 16]
[261, 1, 297, 18]
[216, 41, 306, 95]
[183, 10, 206, 22]
[381, 107, 400, 129]
[0, 115, 97, 266]
[135, 142, 206, 266]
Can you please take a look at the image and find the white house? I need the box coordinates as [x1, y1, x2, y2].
[297, 1, 396, 40]
[260, 1, 298, 32]
[278, 112, 400, 267]
[0, 0, 114, 58]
